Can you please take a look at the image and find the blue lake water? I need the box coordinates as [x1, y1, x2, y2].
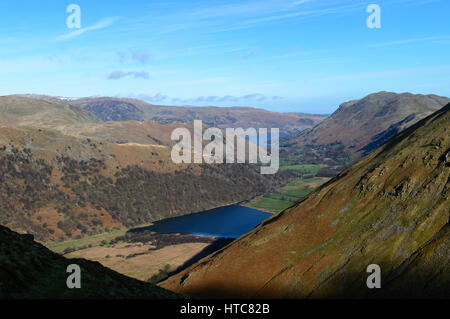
[130, 205, 272, 238]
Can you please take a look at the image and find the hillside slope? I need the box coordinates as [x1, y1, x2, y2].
[162, 103, 450, 299]
[0, 96, 99, 127]
[0, 225, 182, 298]
[1, 96, 192, 146]
[55, 120, 194, 146]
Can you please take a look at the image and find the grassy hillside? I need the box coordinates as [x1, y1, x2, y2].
[0, 96, 99, 128]
[162, 103, 450, 299]
[1, 96, 194, 146]
[56, 120, 195, 146]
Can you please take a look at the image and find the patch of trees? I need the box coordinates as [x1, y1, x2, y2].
[112, 231, 215, 249]
[64, 162, 291, 227]
[0, 146, 68, 240]
[280, 142, 350, 167]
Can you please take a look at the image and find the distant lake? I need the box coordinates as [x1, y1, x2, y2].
[129, 205, 272, 238]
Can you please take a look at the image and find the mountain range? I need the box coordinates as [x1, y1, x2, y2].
[14, 94, 327, 134]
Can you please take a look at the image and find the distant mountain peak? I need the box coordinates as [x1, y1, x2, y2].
[292, 91, 450, 161]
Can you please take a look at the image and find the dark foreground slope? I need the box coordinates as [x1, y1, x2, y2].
[0, 225, 182, 299]
[162, 104, 450, 299]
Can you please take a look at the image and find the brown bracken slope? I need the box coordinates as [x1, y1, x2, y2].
[161, 103, 450, 299]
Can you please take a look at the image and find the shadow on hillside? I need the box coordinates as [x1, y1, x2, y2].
[162, 269, 450, 299]
[150, 237, 235, 284]
[161, 223, 450, 299]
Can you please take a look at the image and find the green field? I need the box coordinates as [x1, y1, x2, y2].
[246, 177, 329, 213]
[279, 164, 324, 174]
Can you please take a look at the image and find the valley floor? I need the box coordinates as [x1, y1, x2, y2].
[65, 240, 210, 283]
[47, 227, 233, 284]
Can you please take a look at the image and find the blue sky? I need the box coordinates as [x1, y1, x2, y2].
[0, 0, 449, 113]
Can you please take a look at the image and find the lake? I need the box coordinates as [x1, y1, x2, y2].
[129, 205, 272, 238]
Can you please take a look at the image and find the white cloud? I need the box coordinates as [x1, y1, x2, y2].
[242, 47, 260, 59]
[107, 70, 149, 80]
[118, 93, 168, 103]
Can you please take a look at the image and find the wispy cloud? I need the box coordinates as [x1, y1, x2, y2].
[118, 93, 168, 102]
[205, 1, 367, 33]
[117, 49, 151, 64]
[57, 17, 118, 40]
[117, 51, 127, 63]
[131, 50, 151, 64]
[367, 35, 450, 48]
[128, 0, 319, 36]
[171, 93, 282, 104]
[239, 2, 364, 28]
[158, 24, 193, 35]
[114, 92, 282, 105]
[309, 65, 450, 83]
[290, 0, 314, 7]
[170, 77, 233, 86]
[106, 70, 149, 80]
[242, 47, 260, 59]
